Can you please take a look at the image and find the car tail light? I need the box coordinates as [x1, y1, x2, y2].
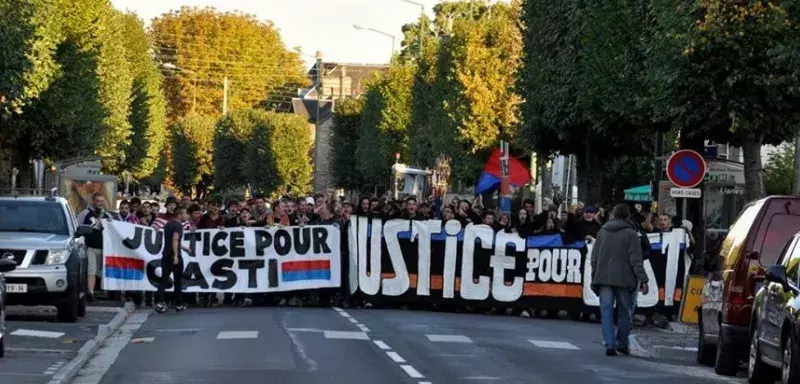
[728, 284, 747, 305]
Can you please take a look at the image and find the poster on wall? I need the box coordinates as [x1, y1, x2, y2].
[60, 176, 117, 214]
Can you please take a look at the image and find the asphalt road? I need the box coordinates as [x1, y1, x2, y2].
[1, 306, 117, 384]
[64, 306, 746, 384]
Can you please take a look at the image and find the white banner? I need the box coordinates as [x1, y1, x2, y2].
[101, 220, 341, 293]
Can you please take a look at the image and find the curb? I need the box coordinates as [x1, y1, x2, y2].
[47, 303, 135, 384]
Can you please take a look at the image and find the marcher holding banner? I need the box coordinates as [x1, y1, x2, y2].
[156, 206, 190, 313]
[591, 204, 649, 356]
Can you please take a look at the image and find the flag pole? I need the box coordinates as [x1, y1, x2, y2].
[499, 140, 511, 215]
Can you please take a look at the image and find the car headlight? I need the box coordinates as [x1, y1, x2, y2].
[45, 249, 70, 265]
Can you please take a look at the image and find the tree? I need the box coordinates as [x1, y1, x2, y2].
[0, 0, 62, 118]
[213, 110, 256, 191]
[355, 64, 415, 189]
[170, 115, 216, 196]
[1, 0, 134, 174]
[330, 98, 363, 190]
[764, 143, 796, 196]
[243, 111, 312, 197]
[120, 12, 167, 181]
[679, 0, 800, 200]
[150, 7, 308, 120]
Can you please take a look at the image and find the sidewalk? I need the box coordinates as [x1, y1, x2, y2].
[631, 322, 699, 365]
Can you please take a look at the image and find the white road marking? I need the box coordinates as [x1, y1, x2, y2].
[287, 327, 324, 333]
[339, 312, 352, 318]
[386, 351, 406, 363]
[7, 347, 73, 354]
[333, 307, 371, 333]
[426, 334, 472, 343]
[374, 340, 391, 350]
[528, 340, 580, 350]
[463, 376, 502, 380]
[419, 382, 433, 384]
[10, 329, 65, 338]
[348, 317, 359, 324]
[130, 337, 155, 344]
[357, 324, 371, 332]
[332, 307, 344, 313]
[43, 361, 65, 375]
[153, 328, 201, 333]
[216, 331, 259, 340]
[323, 331, 369, 340]
[400, 364, 424, 378]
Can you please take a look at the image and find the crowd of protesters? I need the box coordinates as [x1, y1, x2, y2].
[85, 191, 690, 325]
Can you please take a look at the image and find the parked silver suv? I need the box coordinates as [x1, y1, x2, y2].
[0, 191, 89, 322]
[0, 258, 18, 358]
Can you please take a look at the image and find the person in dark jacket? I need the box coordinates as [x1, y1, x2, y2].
[591, 204, 649, 356]
[76, 193, 114, 301]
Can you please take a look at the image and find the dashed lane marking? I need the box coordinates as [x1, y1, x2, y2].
[528, 340, 580, 350]
[10, 329, 65, 338]
[387, 351, 406, 363]
[374, 340, 391, 350]
[323, 331, 369, 340]
[332, 307, 371, 333]
[43, 361, 65, 375]
[426, 334, 472, 343]
[216, 331, 259, 340]
[400, 364, 424, 379]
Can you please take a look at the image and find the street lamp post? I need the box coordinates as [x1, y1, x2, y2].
[400, 0, 425, 57]
[161, 63, 198, 112]
[353, 24, 396, 60]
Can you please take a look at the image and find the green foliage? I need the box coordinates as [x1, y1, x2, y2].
[213, 110, 257, 190]
[0, 0, 63, 118]
[330, 98, 363, 190]
[764, 143, 797, 196]
[242, 111, 312, 197]
[170, 115, 217, 195]
[150, 7, 309, 120]
[120, 12, 167, 181]
[355, 64, 415, 189]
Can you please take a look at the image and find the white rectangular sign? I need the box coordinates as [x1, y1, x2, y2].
[101, 220, 341, 293]
[670, 187, 702, 199]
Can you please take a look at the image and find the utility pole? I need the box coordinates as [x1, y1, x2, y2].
[314, 51, 323, 193]
[793, 134, 800, 194]
[222, 76, 229, 115]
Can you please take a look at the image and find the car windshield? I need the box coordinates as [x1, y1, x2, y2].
[0, 200, 69, 236]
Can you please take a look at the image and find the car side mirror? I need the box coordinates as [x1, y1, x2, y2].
[75, 225, 93, 237]
[747, 251, 760, 260]
[0, 259, 17, 273]
[766, 265, 789, 287]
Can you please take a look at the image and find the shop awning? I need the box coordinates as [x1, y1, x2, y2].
[624, 185, 652, 202]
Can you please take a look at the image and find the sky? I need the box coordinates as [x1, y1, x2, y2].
[111, 0, 445, 69]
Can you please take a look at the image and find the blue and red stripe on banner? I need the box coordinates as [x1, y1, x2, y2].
[281, 260, 331, 282]
[104, 256, 145, 280]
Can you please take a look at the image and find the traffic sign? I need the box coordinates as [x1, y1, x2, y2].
[670, 187, 701, 199]
[666, 150, 707, 188]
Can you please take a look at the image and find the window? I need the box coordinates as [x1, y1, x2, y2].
[782, 236, 800, 283]
[0, 201, 69, 236]
[759, 214, 800, 266]
[722, 201, 763, 269]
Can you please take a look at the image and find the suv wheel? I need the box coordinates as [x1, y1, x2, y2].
[697, 315, 716, 366]
[782, 332, 800, 384]
[56, 287, 79, 323]
[749, 331, 778, 383]
[715, 325, 740, 376]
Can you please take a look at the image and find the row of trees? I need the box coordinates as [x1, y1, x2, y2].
[331, 0, 800, 203]
[0, 3, 312, 196]
[171, 110, 312, 198]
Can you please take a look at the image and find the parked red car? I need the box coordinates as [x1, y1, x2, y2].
[698, 196, 800, 376]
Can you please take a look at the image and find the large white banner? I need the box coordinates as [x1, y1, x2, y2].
[101, 220, 341, 293]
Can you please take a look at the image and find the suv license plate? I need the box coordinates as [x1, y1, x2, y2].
[6, 284, 27, 293]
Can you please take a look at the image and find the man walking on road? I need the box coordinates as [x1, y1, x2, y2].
[156, 206, 189, 314]
[591, 204, 649, 356]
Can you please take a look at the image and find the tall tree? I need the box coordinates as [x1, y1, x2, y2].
[243, 111, 312, 197]
[330, 98, 364, 190]
[680, 0, 800, 199]
[764, 143, 797, 196]
[120, 12, 167, 181]
[170, 115, 216, 196]
[150, 7, 308, 120]
[355, 64, 415, 189]
[213, 109, 256, 191]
